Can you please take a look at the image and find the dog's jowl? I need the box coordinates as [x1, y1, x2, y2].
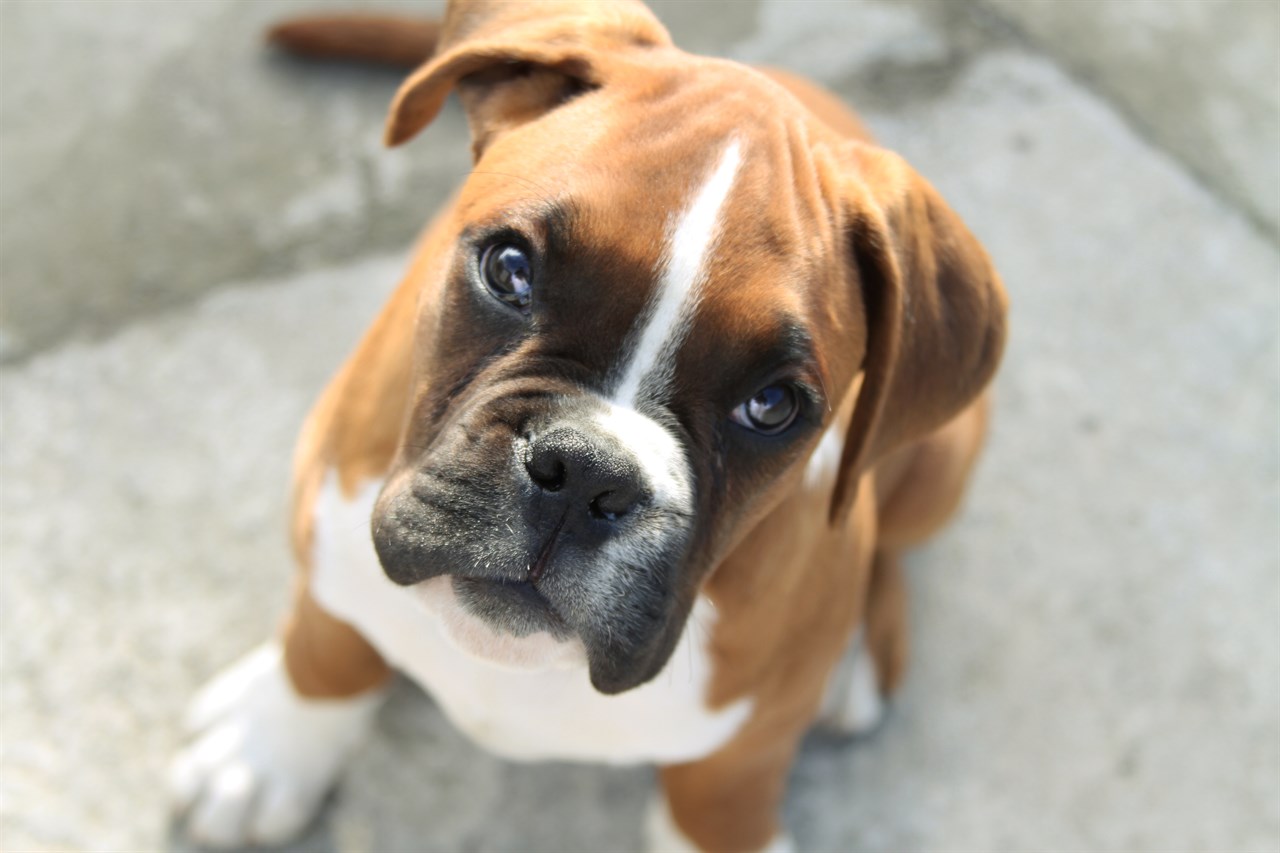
[171, 3, 1008, 850]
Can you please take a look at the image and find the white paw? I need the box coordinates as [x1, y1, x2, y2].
[169, 643, 383, 847]
[818, 630, 885, 737]
[645, 794, 794, 853]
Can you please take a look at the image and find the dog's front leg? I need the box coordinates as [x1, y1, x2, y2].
[652, 735, 799, 853]
[170, 584, 390, 847]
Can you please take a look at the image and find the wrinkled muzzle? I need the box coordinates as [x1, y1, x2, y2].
[371, 385, 697, 693]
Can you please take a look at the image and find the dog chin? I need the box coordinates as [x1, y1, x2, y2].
[412, 576, 588, 671]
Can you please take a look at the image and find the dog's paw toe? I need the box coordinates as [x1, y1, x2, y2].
[170, 643, 382, 847]
[249, 782, 315, 844]
[185, 761, 259, 846]
[171, 731, 323, 847]
[185, 764, 315, 847]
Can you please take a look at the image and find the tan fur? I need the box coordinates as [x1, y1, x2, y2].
[267, 15, 440, 69]
[281, 208, 457, 698]
[383, 0, 669, 146]
[269, 3, 1006, 850]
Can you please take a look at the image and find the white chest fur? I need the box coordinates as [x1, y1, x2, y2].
[309, 475, 752, 765]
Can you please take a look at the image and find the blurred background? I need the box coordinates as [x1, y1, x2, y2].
[2, 1, 1276, 850]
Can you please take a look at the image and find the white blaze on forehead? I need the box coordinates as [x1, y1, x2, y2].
[613, 138, 744, 407]
[803, 417, 845, 493]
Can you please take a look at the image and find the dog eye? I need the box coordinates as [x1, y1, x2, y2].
[731, 384, 800, 435]
[479, 244, 533, 309]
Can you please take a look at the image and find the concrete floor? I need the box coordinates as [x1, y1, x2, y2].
[2, 1, 1277, 851]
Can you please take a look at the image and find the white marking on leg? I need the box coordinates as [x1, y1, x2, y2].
[803, 417, 845, 493]
[844, 635, 884, 732]
[614, 138, 743, 407]
[170, 643, 383, 847]
[819, 629, 884, 736]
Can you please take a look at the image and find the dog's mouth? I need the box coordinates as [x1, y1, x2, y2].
[527, 510, 568, 584]
[373, 395, 700, 688]
[448, 512, 573, 640]
[451, 576, 572, 639]
[412, 574, 586, 671]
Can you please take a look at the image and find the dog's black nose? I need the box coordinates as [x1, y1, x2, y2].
[525, 426, 644, 519]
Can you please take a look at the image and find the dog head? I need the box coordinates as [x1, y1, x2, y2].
[370, 0, 1007, 694]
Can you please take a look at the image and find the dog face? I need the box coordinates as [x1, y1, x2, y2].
[370, 0, 1006, 694]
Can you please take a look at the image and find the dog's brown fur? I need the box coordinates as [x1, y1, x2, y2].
[270, 4, 1006, 850]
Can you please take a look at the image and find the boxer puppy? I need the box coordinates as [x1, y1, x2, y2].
[170, 2, 1007, 850]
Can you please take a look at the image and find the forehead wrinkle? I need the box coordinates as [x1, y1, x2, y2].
[611, 138, 744, 409]
[708, 307, 828, 403]
[777, 321, 831, 407]
[539, 197, 591, 261]
[775, 319, 822, 375]
[456, 196, 579, 249]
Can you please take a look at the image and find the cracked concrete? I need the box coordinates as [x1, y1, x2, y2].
[0, 0, 463, 361]
[2, 1, 1278, 851]
[976, 0, 1280, 238]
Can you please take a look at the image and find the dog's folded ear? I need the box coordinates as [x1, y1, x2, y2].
[384, 0, 671, 155]
[830, 143, 1009, 522]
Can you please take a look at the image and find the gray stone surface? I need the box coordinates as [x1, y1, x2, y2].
[2, 1, 1278, 851]
[976, 0, 1280, 238]
[0, 0, 459, 362]
[0, 0, 761, 363]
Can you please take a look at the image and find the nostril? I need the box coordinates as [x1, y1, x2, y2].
[525, 426, 645, 518]
[589, 488, 638, 521]
[588, 496, 617, 521]
[526, 455, 566, 492]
